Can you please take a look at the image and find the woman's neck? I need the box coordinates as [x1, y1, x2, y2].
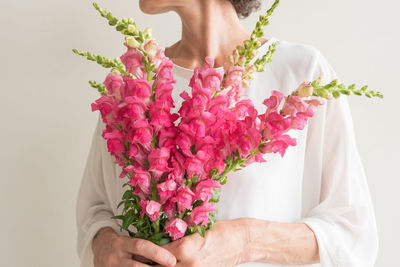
[164, 0, 266, 70]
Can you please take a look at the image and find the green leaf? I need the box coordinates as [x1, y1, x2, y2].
[111, 215, 125, 220]
[157, 238, 171, 246]
[122, 210, 136, 229]
[122, 189, 133, 200]
[197, 226, 205, 238]
[150, 232, 167, 241]
[117, 200, 125, 209]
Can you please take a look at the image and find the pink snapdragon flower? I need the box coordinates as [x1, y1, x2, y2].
[165, 218, 187, 240]
[129, 167, 151, 196]
[157, 179, 177, 204]
[263, 90, 285, 111]
[158, 127, 178, 149]
[91, 96, 117, 124]
[120, 49, 145, 78]
[184, 157, 204, 180]
[163, 199, 177, 220]
[187, 203, 217, 226]
[139, 200, 161, 222]
[231, 117, 262, 156]
[119, 165, 135, 179]
[148, 147, 171, 180]
[131, 119, 153, 145]
[189, 57, 224, 92]
[260, 134, 297, 157]
[123, 96, 147, 121]
[151, 47, 167, 69]
[104, 72, 124, 101]
[231, 99, 258, 119]
[102, 127, 125, 156]
[149, 100, 177, 130]
[155, 59, 176, 87]
[194, 179, 221, 202]
[224, 66, 245, 88]
[125, 78, 152, 106]
[143, 40, 158, 60]
[264, 112, 292, 136]
[128, 143, 147, 167]
[155, 83, 174, 107]
[168, 148, 185, 184]
[173, 185, 195, 213]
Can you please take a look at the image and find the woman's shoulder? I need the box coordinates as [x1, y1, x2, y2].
[267, 37, 322, 63]
[261, 36, 336, 82]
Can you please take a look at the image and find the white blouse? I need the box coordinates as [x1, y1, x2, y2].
[76, 37, 378, 267]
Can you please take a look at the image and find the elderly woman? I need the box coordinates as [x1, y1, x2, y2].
[76, 0, 378, 266]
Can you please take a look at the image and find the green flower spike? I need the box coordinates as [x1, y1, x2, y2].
[93, 2, 148, 44]
[89, 80, 107, 95]
[253, 41, 280, 72]
[237, 0, 281, 67]
[72, 48, 134, 79]
[309, 77, 384, 99]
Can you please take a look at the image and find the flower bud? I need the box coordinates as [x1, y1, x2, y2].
[244, 72, 255, 80]
[296, 81, 314, 98]
[233, 49, 240, 64]
[246, 65, 256, 74]
[144, 27, 152, 38]
[238, 56, 246, 66]
[125, 36, 140, 49]
[127, 24, 137, 34]
[250, 49, 258, 58]
[111, 69, 121, 76]
[242, 79, 250, 88]
[224, 55, 234, 69]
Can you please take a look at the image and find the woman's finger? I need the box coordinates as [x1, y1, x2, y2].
[122, 238, 177, 267]
[132, 254, 152, 264]
[120, 259, 152, 267]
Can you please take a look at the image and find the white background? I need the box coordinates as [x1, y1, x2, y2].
[0, 0, 398, 266]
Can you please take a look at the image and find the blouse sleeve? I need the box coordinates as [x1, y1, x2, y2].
[75, 115, 122, 267]
[300, 51, 379, 266]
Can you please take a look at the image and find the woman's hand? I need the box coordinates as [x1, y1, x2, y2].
[92, 227, 177, 267]
[158, 219, 249, 267]
[154, 218, 319, 267]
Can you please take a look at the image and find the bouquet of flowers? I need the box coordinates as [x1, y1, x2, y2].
[73, 0, 382, 246]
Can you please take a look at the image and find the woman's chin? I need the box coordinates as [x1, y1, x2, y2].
[139, 0, 171, 14]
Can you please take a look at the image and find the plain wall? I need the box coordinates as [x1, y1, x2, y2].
[0, 0, 398, 266]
